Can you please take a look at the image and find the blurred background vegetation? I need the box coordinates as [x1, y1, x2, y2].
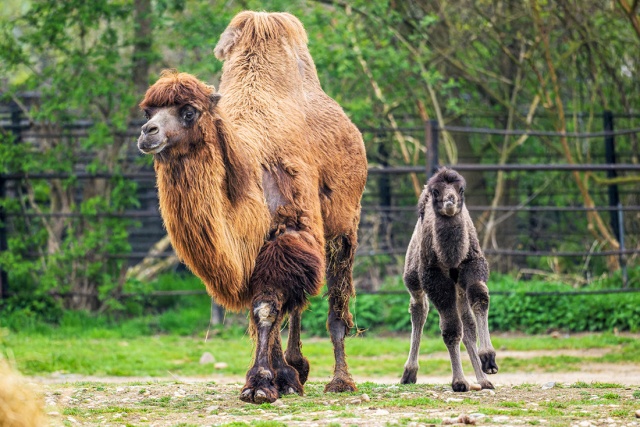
[0, 0, 638, 334]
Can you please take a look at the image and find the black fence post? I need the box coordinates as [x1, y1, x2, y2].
[603, 110, 627, 287]
[426, 119, 439, 178]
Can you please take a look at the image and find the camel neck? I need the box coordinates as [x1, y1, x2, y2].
[432, 210, 470, 268]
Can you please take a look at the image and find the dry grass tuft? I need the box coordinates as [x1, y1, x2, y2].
[0, 359, 46, 427]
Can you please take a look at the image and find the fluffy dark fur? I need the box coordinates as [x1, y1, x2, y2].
[401, 168, 498, 392]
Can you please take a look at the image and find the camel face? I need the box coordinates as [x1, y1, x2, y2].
[429, 172, 465, 217]
[138, 104, 201, 155]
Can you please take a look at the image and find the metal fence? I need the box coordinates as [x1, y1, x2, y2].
[1, 98, 639, 298]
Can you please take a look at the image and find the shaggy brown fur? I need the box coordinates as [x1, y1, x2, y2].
[401, 168, 498, 392]
[138, 11, 367, 404]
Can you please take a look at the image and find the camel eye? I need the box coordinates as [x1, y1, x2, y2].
[181, 106, 197, 122]
[143, 110, 150, 120]
[459, 187, 465, 195]
[432, 189, 440, 198]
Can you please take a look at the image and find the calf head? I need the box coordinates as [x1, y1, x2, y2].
[427, 168, 466, 217]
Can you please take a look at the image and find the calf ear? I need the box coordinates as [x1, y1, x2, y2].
[418, 186, 429, 220]
[214, 27, 241, 60]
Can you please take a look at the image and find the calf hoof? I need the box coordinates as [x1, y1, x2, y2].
[400, 368, 418, 384]
[275, 364, 304, 396]
[479, 351, 499, 374]
[479, 379, 494, 390]
[324, 375, 357, 393]
[452, 379, 470, 392]
[240, 367, 279, 404]
[284, 351, 310, 385]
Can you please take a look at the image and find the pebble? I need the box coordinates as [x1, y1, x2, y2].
[446, 397, 464, 403]
[214, 362, 228, 370]
[469, 383, 482, 391]
[541, 382, 556, 390]
[481, 389, 496, 395]
[361, 393, 371, 402]
[47, 412, 60, 417]
[469, 413, 486, 419]
[635, 409, 640, 418]
[271, 399, 284, 407]
[493, 415, 509, 422]
[199, 352, 215, 364]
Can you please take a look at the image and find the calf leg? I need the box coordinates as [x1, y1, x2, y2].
[324, 234, 357, 393]
[425, 268, 468, 392]
[400, 281, 428, 384]
[457, 287, 494, 389]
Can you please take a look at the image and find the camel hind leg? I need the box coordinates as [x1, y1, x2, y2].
[324, 233, 358, 393]
[459, 259, 498, 375]
[457, 286, 494, 389]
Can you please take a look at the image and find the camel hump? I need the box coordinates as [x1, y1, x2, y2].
[215, 11, 308, 60]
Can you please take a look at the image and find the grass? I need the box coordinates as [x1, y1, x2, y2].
[1, 328, 638, 378]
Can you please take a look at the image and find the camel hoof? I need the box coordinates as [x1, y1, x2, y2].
[452, 379, 470, 392]
[480, 351, 499, 374]
[239, 385, 279, 404]
[400, 368, 418, 384]
[324, 376, 357, 393]
[479, 379, 494, 390]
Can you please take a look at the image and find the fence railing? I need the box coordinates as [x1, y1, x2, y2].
[1, 103, 639, 297]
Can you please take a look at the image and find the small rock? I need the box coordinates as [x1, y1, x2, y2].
[271, 399, 284, 407]
[469, 413, 486, 419]
[469, 383, 482, 391]
[541, 382, 556, 390]
[214, 362, 228, 370]
[348, 398, 362, 404]
[446, 397, 463, 403]
[635, 409, 640, 418]
[206, 405, 219, 412]
[550, 331, 561, 339]
[361, 393, 371, 402]
[372, 409, 389, 415]
[139, 417, 148, 421]
[199, 352, 215, 364]
[47, 412, 60, 417]
[493, 416, 509, 422]
[481, 389, 495, 395]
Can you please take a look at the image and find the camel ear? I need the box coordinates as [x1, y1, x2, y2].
[209, 93, 221, 109]
[214, 27, 241, 60]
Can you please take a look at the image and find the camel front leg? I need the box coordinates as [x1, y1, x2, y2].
[324, 234, 357, 393]
[424, 267, 468, 392]
[240, 298, 283, 404]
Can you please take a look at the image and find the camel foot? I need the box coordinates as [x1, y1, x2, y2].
[284, 351, 310, 385]
[400, 367, 418, 384]
[480, 351, 499, 374]
[275, 364, 304, 396]
[478, 379, 494, 390]
[240, 367, 279, 404]
[324, 375, 357, 393]
[452, 378, 470, 392]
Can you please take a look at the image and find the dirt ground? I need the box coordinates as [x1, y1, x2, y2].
[33, 352, 640, 427]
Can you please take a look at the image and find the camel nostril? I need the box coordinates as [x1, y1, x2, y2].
[142, 123, 159, 136]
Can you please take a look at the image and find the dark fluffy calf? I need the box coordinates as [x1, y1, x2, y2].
[400, 168, 498, 391]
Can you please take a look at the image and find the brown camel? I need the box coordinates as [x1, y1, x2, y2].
[137, 11, 367, 404]
[401, 168, 498, 391]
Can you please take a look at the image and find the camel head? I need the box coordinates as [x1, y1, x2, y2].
[427, 168, 466, 217]
[138, 70, 221, 159]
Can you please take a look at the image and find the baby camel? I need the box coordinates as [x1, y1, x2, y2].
[401, 168, 498, 391]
